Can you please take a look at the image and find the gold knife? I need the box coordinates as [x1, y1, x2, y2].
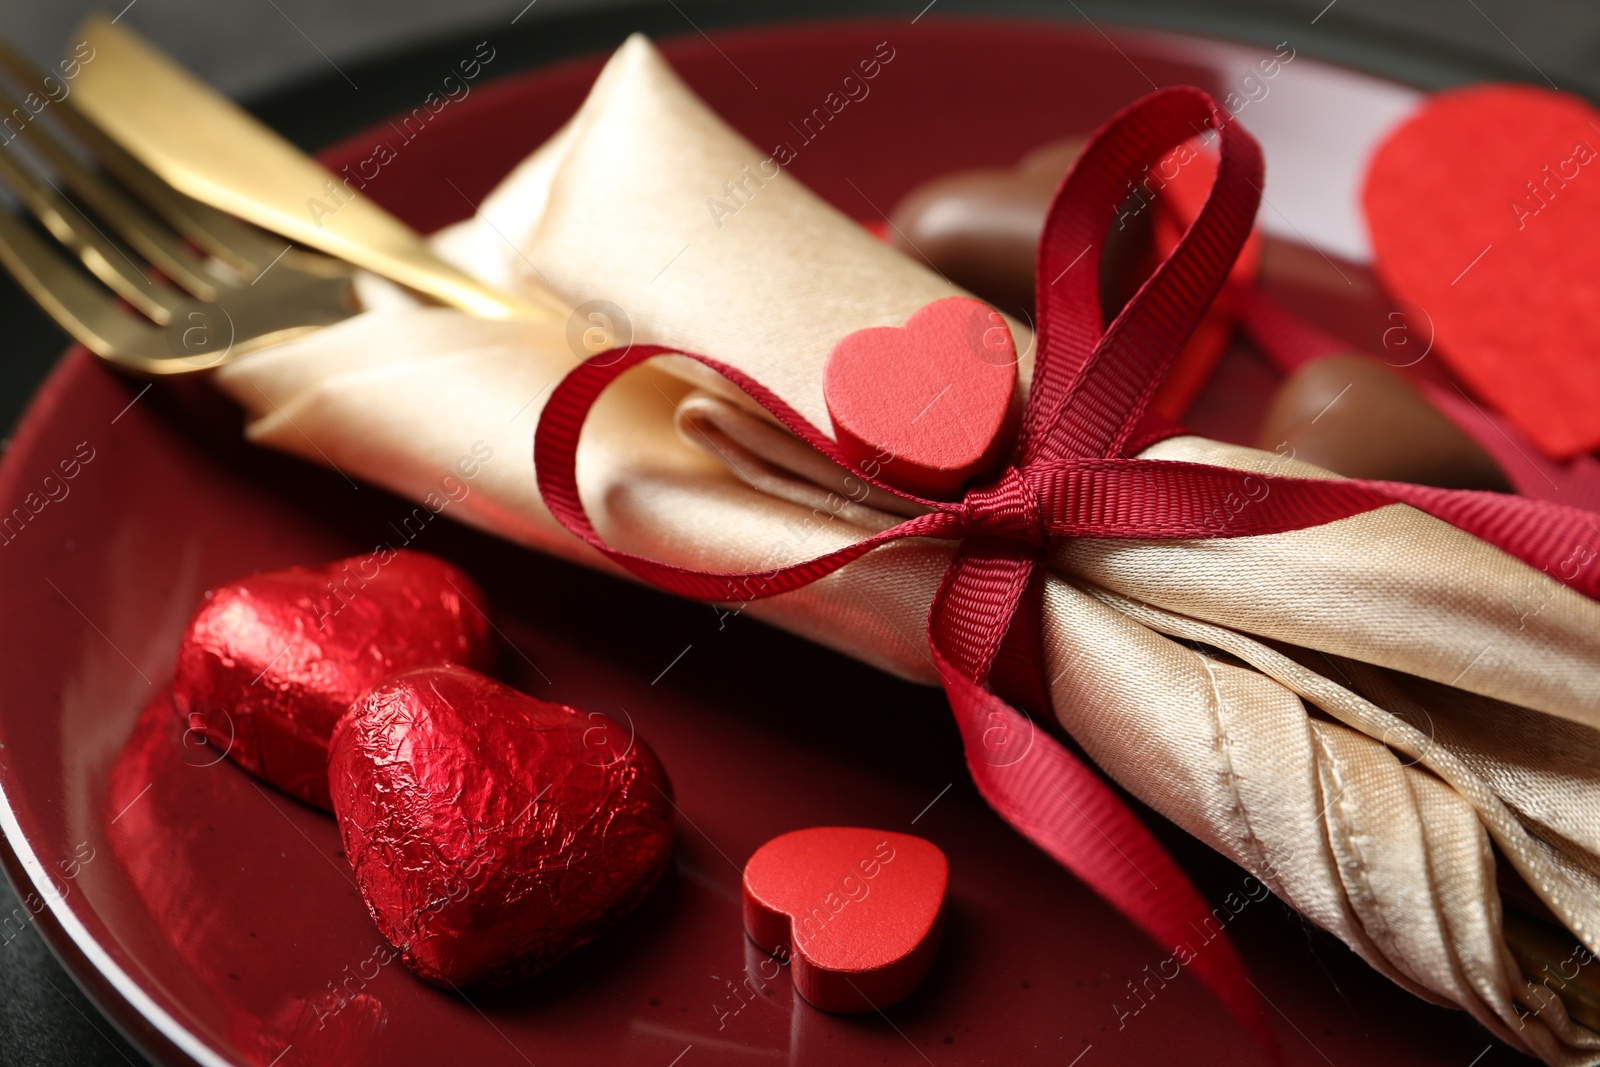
[70, 14, 563, 321]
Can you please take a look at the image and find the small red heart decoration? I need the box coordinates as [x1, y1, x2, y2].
[742, 827, 947, 1013]
[1364, 84, 1600, 458]
[329, 664, 674, 989]
[824, 296, 1017, 498]
[172, 550, 493, 810]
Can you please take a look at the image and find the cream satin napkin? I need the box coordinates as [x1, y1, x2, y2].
[215, 35, 1600, 1062]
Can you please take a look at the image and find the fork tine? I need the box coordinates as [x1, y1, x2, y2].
[0, 78, 225, 302]
[0, 36, 358, 375]
[0, 203, 178, 371]
[0, 36, 287, 275]
[0, 141, 181, 322]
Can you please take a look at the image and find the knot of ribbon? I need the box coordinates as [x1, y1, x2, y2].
[534, 86, 1600, 1050]
[959, 465, 1046, 545]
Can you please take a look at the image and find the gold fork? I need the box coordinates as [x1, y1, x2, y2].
[0, 43, 361, 374]
[71, 15, 562, 324]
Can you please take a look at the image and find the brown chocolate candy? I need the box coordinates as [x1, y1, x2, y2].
[1257, 355, 1511, 491]
[887, 139, 1150, 320]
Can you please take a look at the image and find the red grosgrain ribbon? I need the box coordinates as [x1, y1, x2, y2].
[536, 87, 1600, 1049]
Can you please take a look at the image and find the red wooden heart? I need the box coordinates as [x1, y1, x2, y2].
[742, 826, 947, 1013]
[824, 296, 1018, 498]
[329, 664, 674, 989]
[171, 550, 494, 810]
[1364, 84, 1600, 458]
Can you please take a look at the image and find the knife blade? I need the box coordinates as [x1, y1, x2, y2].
[70, 14, 563, 321]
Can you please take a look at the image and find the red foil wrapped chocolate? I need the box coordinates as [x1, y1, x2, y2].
[328, 664, 674, 989]
[171, 551, 494, 809]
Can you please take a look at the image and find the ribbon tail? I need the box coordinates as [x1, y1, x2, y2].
[1228, 283, 1600, 597]
[1345, 479, 1600, 599]
[931, 540, 1277, 1057]
[934, 643, 1278, 1056]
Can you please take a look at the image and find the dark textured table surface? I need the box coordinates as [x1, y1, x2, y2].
[0, 1, 1584, 1064]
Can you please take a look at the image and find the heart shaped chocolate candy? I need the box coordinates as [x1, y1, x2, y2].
[1258, 355, 1511, 491]
[329, 665, 674, 989]
[172, 550, 494, 809]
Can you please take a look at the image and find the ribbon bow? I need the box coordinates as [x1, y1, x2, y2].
[536, 87, 1600, 1046]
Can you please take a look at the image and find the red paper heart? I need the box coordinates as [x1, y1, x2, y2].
[172, 550, 494, 810]
[329, 664, 674, 989]
[824, 296, 1017, 498]
[742, 826, 947, 1013]
[1364, 83, 1600, 458]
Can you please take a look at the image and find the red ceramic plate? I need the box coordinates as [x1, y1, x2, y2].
[0, 17, 1496, 1067]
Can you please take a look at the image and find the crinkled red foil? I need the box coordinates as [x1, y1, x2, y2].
[171, 551, 494, 809]
[328, 665, 674, 989]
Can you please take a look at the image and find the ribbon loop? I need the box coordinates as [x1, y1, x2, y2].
[1027, 86, 1264, 465]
